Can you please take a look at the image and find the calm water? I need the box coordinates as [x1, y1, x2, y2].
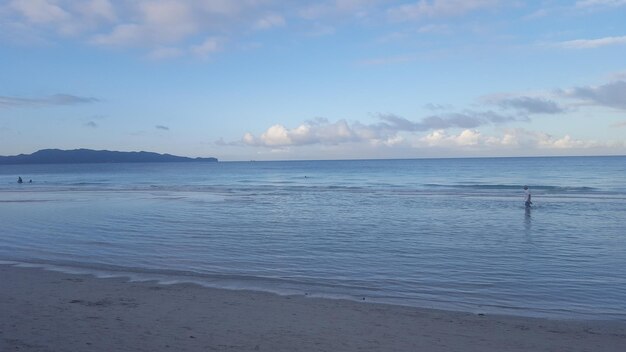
[1, 157, 625, 319]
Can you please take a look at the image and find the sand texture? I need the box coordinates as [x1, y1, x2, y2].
[1, 265, 625, 351]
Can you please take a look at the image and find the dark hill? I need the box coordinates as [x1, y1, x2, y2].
[0, 149, 218, 165]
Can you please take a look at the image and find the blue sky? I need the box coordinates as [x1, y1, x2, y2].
[1, 0, 625, 161]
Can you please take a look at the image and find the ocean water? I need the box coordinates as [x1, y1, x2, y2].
[1, 156, 625, 320]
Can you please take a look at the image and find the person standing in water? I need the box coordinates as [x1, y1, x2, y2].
[17, 177, 23, 184]
[523, 185, 532, 208]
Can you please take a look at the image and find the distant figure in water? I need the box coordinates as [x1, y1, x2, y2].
[17, 177, 23, 184]
[29, 179, 32, 183]
[523, 185, 532, 208]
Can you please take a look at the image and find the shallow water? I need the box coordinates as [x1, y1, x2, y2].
[1, 156, 625, 319]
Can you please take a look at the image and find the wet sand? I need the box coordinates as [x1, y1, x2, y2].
[1, 264, 625, 351]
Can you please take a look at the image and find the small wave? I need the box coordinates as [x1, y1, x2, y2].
[0, 199, 57, 203]
[68, 182, 110, 186]
[0, 260, 364, 299]
[424, 183, 598, 192]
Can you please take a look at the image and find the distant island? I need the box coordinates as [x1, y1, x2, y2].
[0, 149, 218, 165]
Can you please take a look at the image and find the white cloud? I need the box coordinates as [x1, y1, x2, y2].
[557, 36, 626, 49]
[90, 23, 145, 46]
[576, 0, 626, 8]
[609, 71, 626, 81]
[248, 124, 615, 154]
[245, 119, 364, 147]
[139, 0, 197, 40]
[499, 129, 596, 150]
[10, 0, 70, 24]
[551, 135, 590, 149]
[523, 8, 549, 20]
[304, 23, 336, 37]
[254, 13, 286, 30]
[242, 132, 256, 146]
[1, 0, 501, 57]
[242, 110, 522, 149]
[261, 124, 292, 146]
[147, 46, 184, 60]
[298, 0, 380, 20]
[418, 128, 601, 150]
[456, 129, 481, 145]
[75, 0, 116, 22]
[243, 119, 373, 147]
[381, 134, 405, 147]
[191, 37, 221, 58]
[388, 0, 500, 21]
[239, 77, 625, 155]
[424, 103, 454, 111]
[2, 0, 266, 54]
[91, 1, 197, 46]
[8, 0, 119, 37]
[198, 0, 250, 16]
[421, 129, 481, 147]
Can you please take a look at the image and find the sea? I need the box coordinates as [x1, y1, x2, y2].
[1, 156, 625, 320]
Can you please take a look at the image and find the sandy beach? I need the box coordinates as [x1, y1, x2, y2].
[1, 265, 625, 352]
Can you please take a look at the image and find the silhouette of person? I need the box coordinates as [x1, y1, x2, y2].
[523, 185, 532, 208]
[17, 177, 23, 184]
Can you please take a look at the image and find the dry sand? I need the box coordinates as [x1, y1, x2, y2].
[1, 264, 625, 352]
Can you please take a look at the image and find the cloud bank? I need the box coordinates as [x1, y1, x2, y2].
[2, 0, 382, 56]
[482, 95, 565, 114]
[240, 121, 619, 156]
[238, 77, 625, 155]
[561, 80, 626, 109]
[241, 109, 525, 148]
[3, 0, 624, 61]
[0, 0, 513, 58]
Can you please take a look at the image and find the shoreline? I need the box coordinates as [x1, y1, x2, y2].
[2, 264, 625, 351]
[4, 260, 621, 321]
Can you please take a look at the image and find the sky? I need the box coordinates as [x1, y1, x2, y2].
[1, 0, 625, 161]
